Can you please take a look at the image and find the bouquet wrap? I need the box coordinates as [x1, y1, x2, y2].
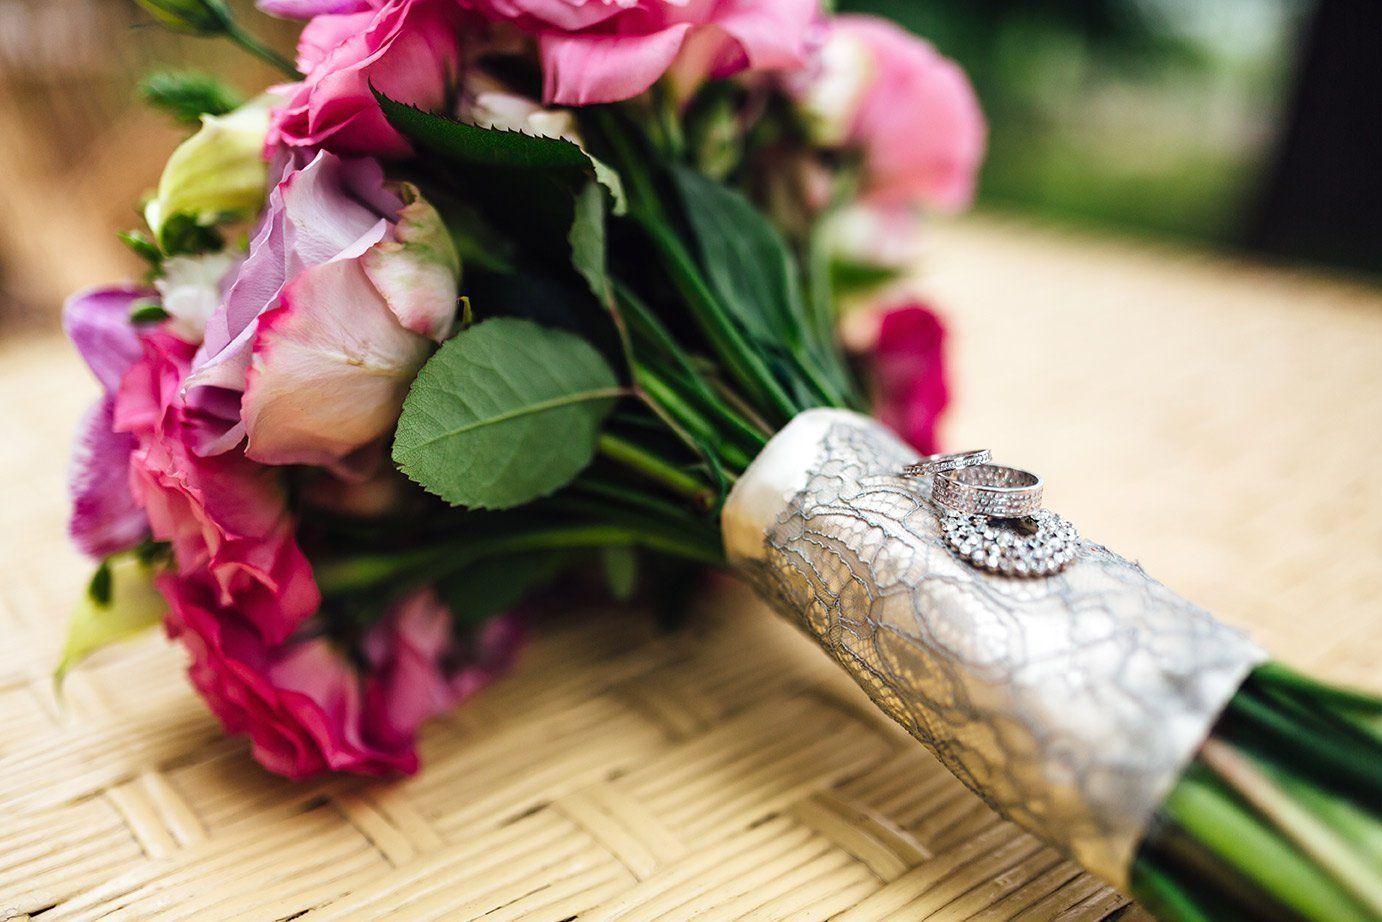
[724, 409, 1268, 886]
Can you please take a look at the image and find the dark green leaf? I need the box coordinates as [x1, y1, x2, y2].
[139, 70, 243, 126]
[129, 300, 171, 325]
[378, 93, 591, 171]
[375, 91, 624, 212]
[156, 213, 223, 257]
[393, 318, 621, 509]
[669, 164, 807, 350]
[87, 561, 113, 606]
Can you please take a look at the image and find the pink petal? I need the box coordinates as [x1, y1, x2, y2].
[840, 16, 985, 212]
[258, 0, 373, 20]
[360, 192, 459, 341]
[189, 152, 397, 402]
[486, 0, 629, 31]
[295, 7, 380, 73]
[241, 259, 432, 469]
[701, 0, 817, 75]
[541, 23, 695, 105]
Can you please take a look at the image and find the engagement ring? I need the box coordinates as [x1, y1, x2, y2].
[902, 448, 991, 478]
[931, 463, 1043, 518]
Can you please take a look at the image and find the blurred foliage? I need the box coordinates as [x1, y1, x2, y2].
[139, 70, 244, 126]
[840, 0, 1309, 246]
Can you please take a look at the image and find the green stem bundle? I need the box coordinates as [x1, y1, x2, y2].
[1133, 664, 1382, 922]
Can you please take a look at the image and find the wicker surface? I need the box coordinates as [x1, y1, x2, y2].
[2, 218, 1379, 920]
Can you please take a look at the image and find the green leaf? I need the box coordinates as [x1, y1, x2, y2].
[667, 164, 856, 410]
[831, 258, 903, 296]
[600, 546, 638, 601]
[119, 230, 163, 269]
[129, 300, 171, 325]
[669, 164, 807, 350]
[591, 159, 627, 217]
[87, 561, 113, 606]
[569, 182, 610, 304]
[155, 213, 223, 257]
[393, 318, 621, 509]
[139, 70, 243, 126]
[378, 94, 591, 171]
[375, 91, 625, 213]
[57, 555, 168, 685]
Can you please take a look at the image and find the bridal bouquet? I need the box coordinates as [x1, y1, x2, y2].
[62, 1, 1380, 919]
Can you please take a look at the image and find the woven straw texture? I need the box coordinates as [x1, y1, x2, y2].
[2, 218, 1379, 920]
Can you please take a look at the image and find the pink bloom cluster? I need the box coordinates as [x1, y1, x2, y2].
[66, 150, 518, 778]
[258, 0, 982, 215]
[263, 0, 821, 154]
[812, 16, 985, 211]
[67, 0, 980, 780]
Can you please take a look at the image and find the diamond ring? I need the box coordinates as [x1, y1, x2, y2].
[931, 464, 1043, 518]
[901, 449, 991, 478]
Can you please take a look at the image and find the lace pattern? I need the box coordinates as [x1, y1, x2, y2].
[727, 412, 1265, 885]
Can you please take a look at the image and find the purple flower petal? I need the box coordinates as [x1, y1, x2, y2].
[69, 397, 147, 558]
[63, 285, 151, 393]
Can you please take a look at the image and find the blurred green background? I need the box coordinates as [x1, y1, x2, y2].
[838, 0, 1381, 274]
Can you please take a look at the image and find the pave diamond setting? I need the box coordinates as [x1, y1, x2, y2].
[940, 510, 1081, 577]
[931, 464, 1044, 518]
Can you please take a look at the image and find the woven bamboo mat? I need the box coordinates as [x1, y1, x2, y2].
[2, 217, 1379, 920]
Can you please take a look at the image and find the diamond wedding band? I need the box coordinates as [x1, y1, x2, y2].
[902, 449, 991, 477]
[931, 464, 1044, 518]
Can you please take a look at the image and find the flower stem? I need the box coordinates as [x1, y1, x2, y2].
[1200, 738, 1382, 916]
[316, 521, 722, 595]
[1161, 768, 1373, 921]
[225, 23, 300, 78]
[597, 433, 716, 509]
[1133, 863, 1220, 922]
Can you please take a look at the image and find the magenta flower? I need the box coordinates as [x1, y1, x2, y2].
[64, 286, 154, 558]
[267, 0, 466, 157]
[164, 577, 522, 778]
[116, 332, 320, 644]
[870, 302, 950, 455]
[362, 589, 525, 749]
[466, 0, 819, 105]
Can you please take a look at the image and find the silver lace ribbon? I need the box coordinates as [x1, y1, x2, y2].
[722, 410, 1266, 886]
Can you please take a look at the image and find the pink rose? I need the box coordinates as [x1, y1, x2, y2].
[869, 302, 950, 454]
[187, 152, 459, 473]
[115, 333, 319, 644]
[268, 0, 467, 157]
[362, 588, 525, 747]
[164, 578, 522, 778]
[466, 0, 820, 105]
[796, 15, 984, 211]
[64, 286, 154, 558]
